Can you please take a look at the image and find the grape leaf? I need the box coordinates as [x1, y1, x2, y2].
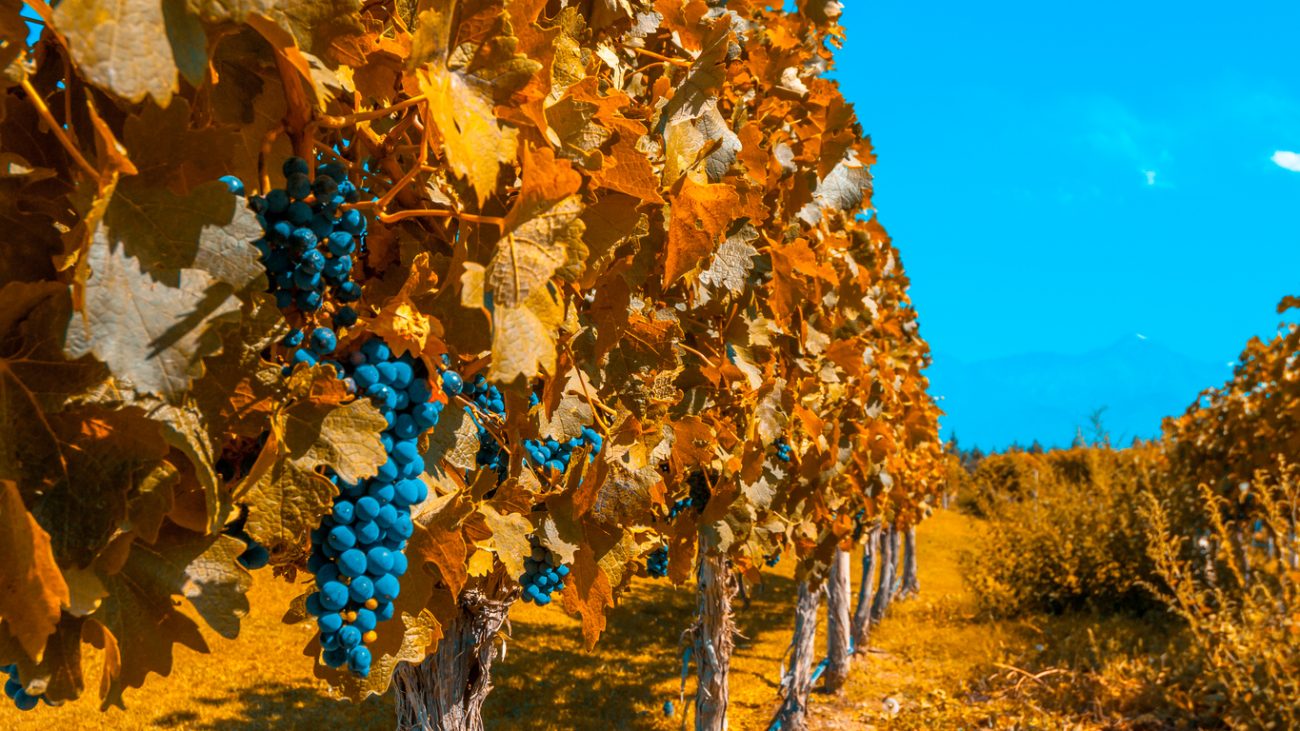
[53, 0, 195, 104]
[489, 283, 563, 385]
[479, 503, 531, 583]
[0, 614, 87, 702]
[188, 0, 364, 55]
[279, 394, 388, 483]
[413, 3, 540, 204]
[94, 528, 250, 707]
[486, 146, 586, 308]
[664, 177, 739, 286]
[34, 407, 168, 568]
[123, 99, 242, 196]
[63, 229, 243, 401]
[239, 434, 337, 561]
[103, 179, 266, 294]
[558, 544, 613, 649]
[0, 480, 71, 662]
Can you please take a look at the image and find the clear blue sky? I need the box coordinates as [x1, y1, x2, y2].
[832, 1, 1300, 366]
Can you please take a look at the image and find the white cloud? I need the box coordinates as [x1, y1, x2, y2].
[1143, 170, 1158, 186]
[1272, 150, 1300, 172]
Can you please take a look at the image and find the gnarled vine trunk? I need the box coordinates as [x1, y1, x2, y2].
[822, 549, 852, 691]
[775, 580, 821, 731]
[693, 534, 736, 731]
[899, 525, 920, 598]
[850, 524, 880, 651]
[394, 587, 513, 731]
[870, 525, 898, 622]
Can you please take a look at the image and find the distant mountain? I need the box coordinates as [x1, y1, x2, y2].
[927, 336, 1228, 451]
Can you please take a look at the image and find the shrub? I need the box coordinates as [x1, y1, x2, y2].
[1144, 467, 1300, 729]
[963, 448, 1161, 616]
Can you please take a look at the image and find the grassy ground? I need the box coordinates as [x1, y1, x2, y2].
[0, 509, 1171, 730]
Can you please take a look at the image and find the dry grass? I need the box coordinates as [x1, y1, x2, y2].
[0, 509, 1156, 730]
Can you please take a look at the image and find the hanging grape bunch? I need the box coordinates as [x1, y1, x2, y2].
[520, 537, 570, 606]
[303, 338, 438, 677]
[646, 546, 670, 579]
[765, 553, 782, 568]
[668, 497, 694, 519]
[230, 154, 440, 677]
[2, 665, 47, 712]
[774, 437, 794, 463]
[229, 156, 364, 325]
[523, 426, 603, 478]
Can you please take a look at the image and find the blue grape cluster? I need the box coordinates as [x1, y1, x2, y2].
[231, 157, 367, 316]
[764, 553, 781, 567]
[646, 546, 669, 578]
[668, 497, 693, 518]
[774, 437, 793, 463]
[304, 338, 439, 678]
[438, 370, 507, 477]
[522, 426, 603, 477]
[230, 158, 438, 677]
[2, 665, 45, 711]
[520, 538, 570, 606]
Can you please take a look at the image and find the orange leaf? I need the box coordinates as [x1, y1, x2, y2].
[664, 177, 739, 286]
[0, 480, 70, 662]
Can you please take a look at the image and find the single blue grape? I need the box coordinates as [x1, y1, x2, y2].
[327, 525, 356, 551]
[373, 573, 401, 602]
[220, 175, 245, 196]
[338, 548, 368, 578]
[318, 612, 343, 634]
[348, 575, 374, 603]
[366, 547, 394, 575]
[320, 581, 348, 611]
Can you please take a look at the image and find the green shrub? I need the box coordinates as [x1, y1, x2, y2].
[962, 448, 1160, 616]
[1144, 469, 1300, 729]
